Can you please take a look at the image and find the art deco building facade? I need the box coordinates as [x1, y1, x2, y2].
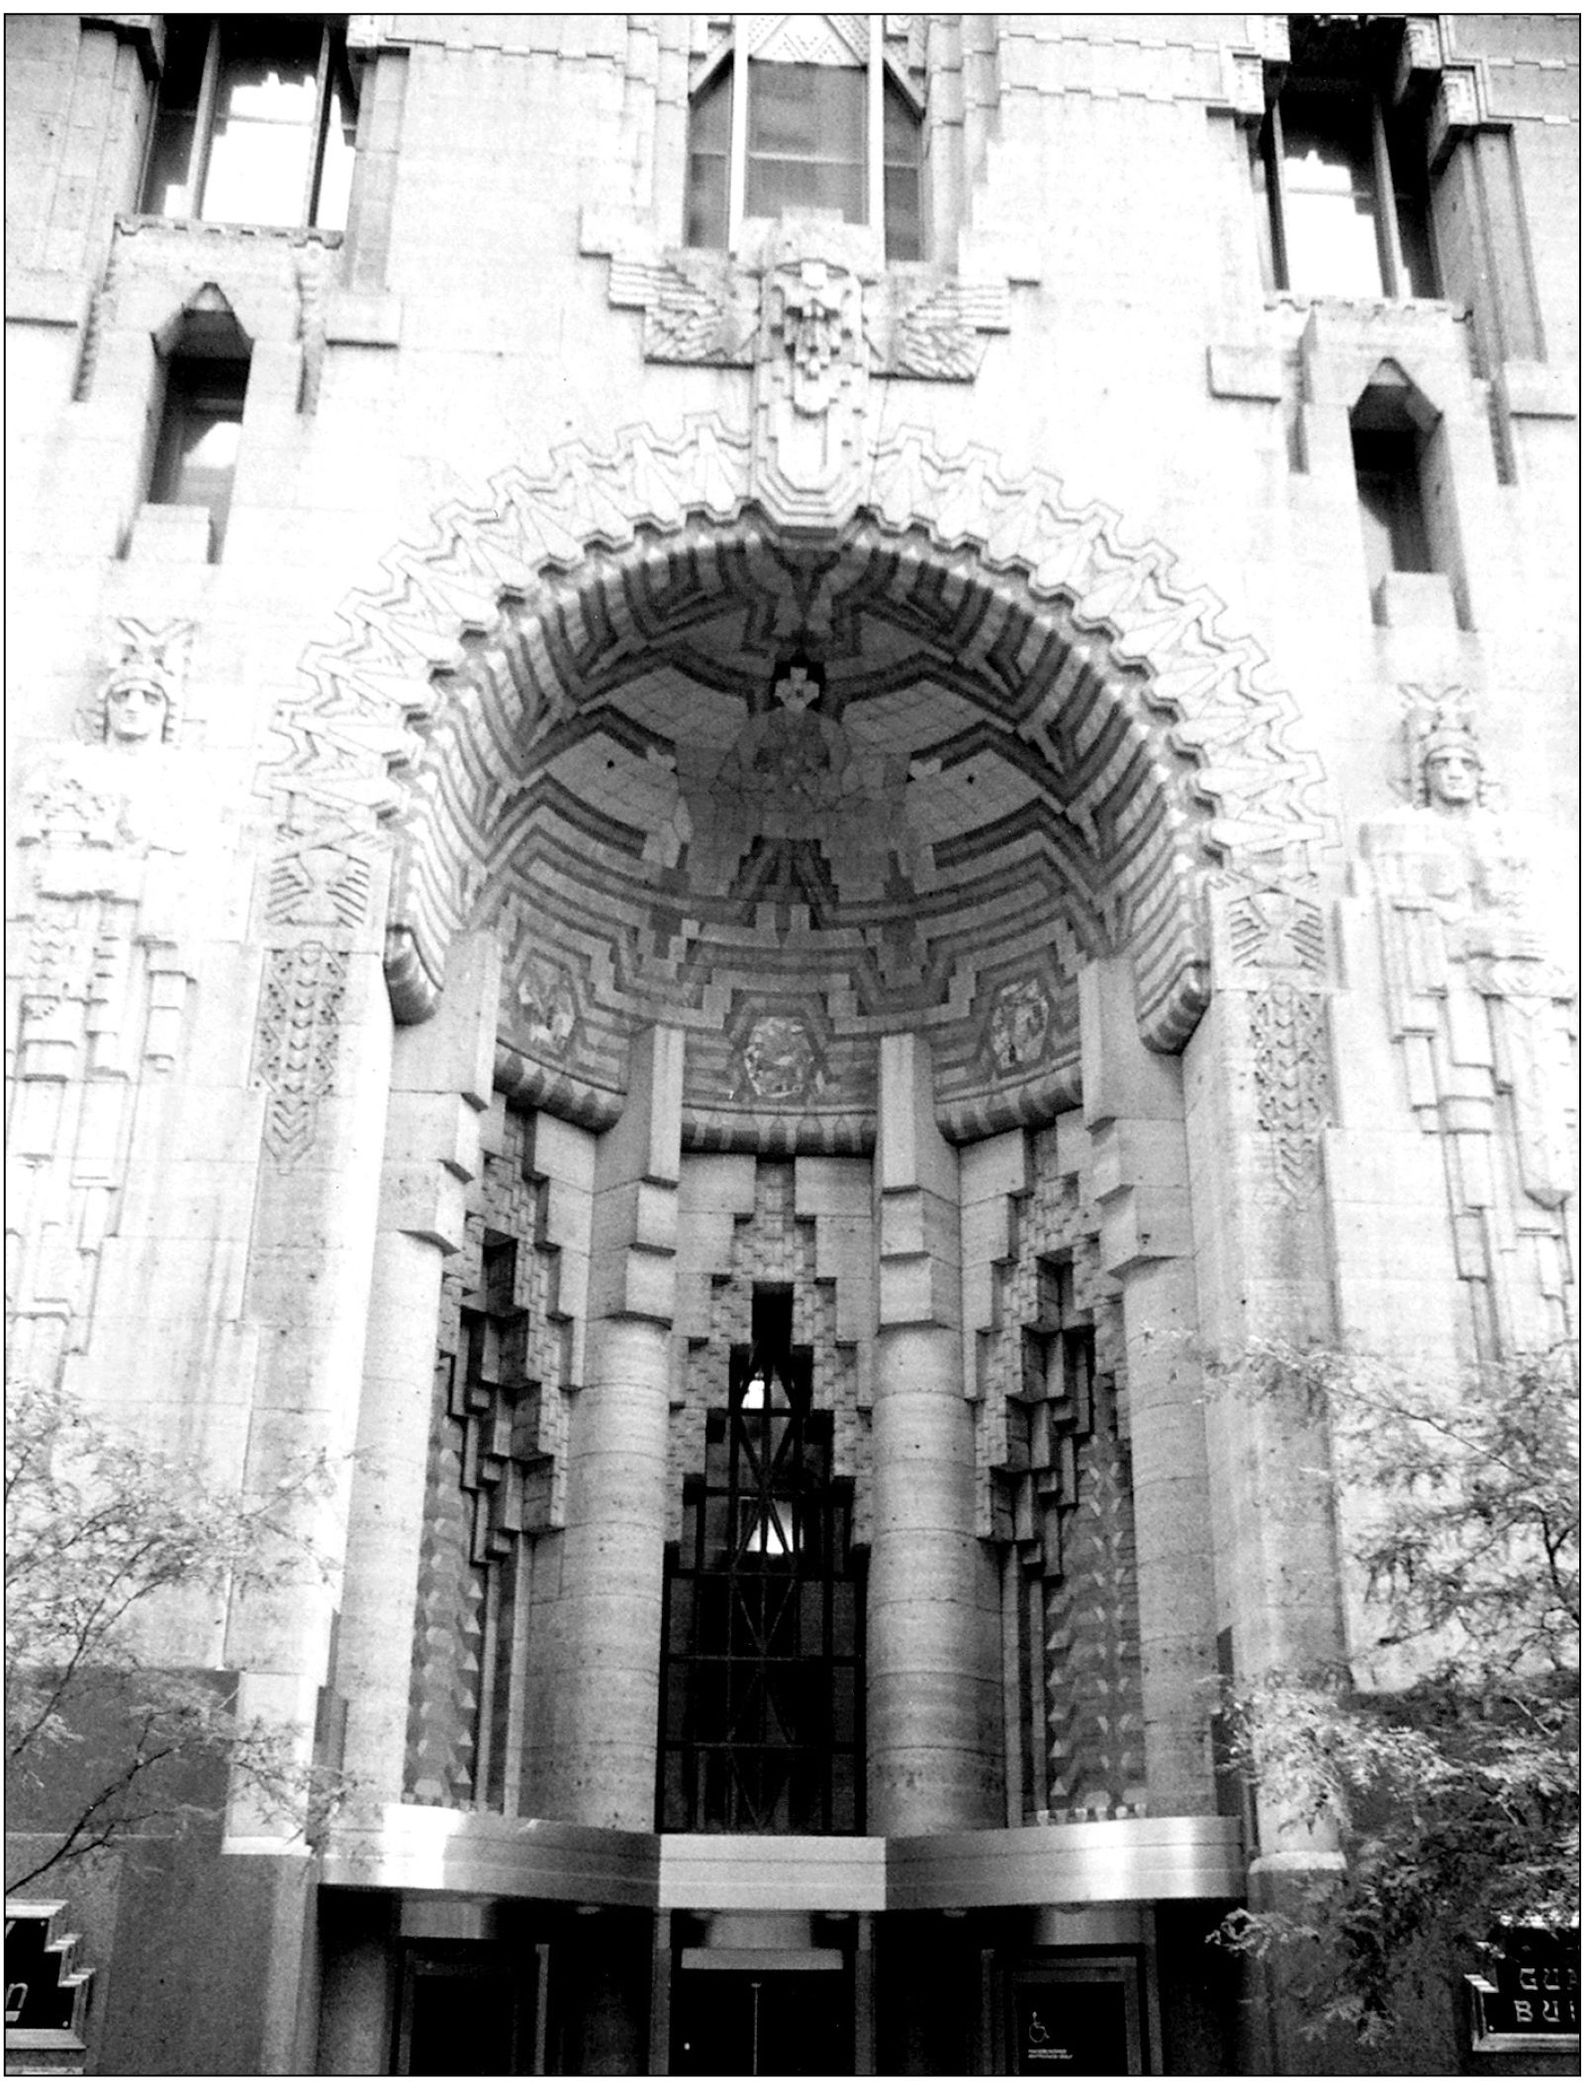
[5, 11, 1577, 2076]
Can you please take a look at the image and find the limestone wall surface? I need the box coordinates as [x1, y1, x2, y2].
[5, 14, 1577, 2068]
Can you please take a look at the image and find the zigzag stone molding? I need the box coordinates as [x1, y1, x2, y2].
[267, 415, 1326, 1087]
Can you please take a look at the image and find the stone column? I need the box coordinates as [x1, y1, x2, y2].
[334, 931, 499, 1798]
[1081, 958, 1219, 1818]
[868, 1032, 1002, 1834]
[529, 1024, 682, 1830]
[1184, 884, 1345, 1934]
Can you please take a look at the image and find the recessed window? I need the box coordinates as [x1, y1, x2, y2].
[1251, 18, 1437, 299]
[881, 71, 923, 263]
[685, 21, 922, 261]
[150, 352, 249, 557]
[1346, 370, 1460, 623]
[140, 16, 358, 230]
[685, 63, 732, 250]
[1353, 425, 1432, 588]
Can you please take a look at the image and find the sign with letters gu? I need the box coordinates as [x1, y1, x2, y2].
[1466, 1928, 1579, 2054]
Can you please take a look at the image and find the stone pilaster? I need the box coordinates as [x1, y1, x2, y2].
[334, 930, 499, 1799]
[868, 1032, 1002, 1834]
[1080, 957, 1218, 1818]
[1186, 882, 1343, 1870]
[526, 1023, 682, 1829]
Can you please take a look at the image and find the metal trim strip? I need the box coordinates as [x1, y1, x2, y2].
[321, 1810, 1244, 1911]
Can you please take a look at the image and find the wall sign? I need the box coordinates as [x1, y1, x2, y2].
[4, 1903, 91, 2069]
[1004, 1957, 1143, 2075]
[1466, 1929, 1579, 2053]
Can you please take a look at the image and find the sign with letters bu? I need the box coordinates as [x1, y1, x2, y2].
[1466, 1928, 1579, 2052]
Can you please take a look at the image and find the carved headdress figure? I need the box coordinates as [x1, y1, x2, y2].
[1402, 685, 1487, 813]
[84, 618, 192, 748]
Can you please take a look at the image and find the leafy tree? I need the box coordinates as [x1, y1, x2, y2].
[1210, 1340, 1578, 2052]
[5, 1377, 346, 1897]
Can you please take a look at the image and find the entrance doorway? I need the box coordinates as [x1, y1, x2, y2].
[394, 1945, 539, 2075]
[670, 1967, 852, 2075]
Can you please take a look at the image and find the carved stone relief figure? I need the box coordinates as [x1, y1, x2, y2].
[7, 621, 197, 1388]
[79, 617, 190, 749]
[753, 223, 871, 524]
[674, 656, 916, 900]
[1361, 690, 1575, 1350]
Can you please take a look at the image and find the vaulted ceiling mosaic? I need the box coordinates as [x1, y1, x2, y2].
[436, 528, 1196, 1147]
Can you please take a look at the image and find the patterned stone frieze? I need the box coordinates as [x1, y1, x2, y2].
[974, 1124, 1145, 1823]
[1248, 981, 1331, 1196]
[404, 1106, 572, 1810]
[674, 1160, 868, 1542]
[253, 941, 350, 1168]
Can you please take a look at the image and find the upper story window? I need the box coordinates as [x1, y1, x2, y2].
[151, 353, 248, 554]
[1251, 15, 1438, 300]
[140, 16, 358, 230]
[686, 16, 923, 261]
[146, 296, 254, 561]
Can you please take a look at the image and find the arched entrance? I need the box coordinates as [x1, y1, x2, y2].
[280, 420, 1338, 2072]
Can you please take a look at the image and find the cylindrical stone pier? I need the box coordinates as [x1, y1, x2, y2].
[867, 1032, 1003, 1835]
[526, 1024, 682, 1830]
[536, 1314, 673, 1827]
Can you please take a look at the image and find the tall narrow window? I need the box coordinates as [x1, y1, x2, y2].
[659, 1288, 865, 1834]
[881, 75, 923, 263]
[1347, 369, 1458, 624]
[141, 16, 358, 230]
[1353, 425, 1432, 589]
[150, 349, 249, 558]
[685, 62, 732, 249]
[684, 18, 923, 261]
[1251, 17, 1437, 299]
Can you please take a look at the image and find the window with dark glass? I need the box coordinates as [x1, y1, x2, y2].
[658, 1287, 865, 1834]
[1251, 17, 1437, 300]
[685, 63, 732, 249]
[881, 74, 922, 263]
[149, 348, 249, 558]
[1353, 424, 1432, 587]
[140, 16, 358, 229]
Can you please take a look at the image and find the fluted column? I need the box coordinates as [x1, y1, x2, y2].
[867, 1032, 1002, 1833]
[530, 1024, 682, 1829]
